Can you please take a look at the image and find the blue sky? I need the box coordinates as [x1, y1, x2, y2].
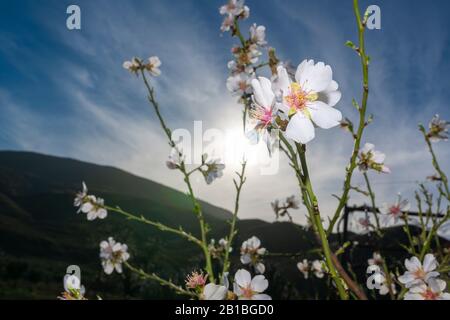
[0, 0, 449, 226]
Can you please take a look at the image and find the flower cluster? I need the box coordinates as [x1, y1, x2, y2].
[196, 268, 270, 300]
[219, 0, 249, 33]
[208, 238, 232, 259]
[427, 114, 449, 142]
[297, 259, 325, 279]
[245, 59, 344, 153]
[99, 237, 130, 275]
[271, 195, 299, 222]
[166, 150, 225, 185]
[400, 254, 449, 300]
[123, 56, 161, 76]
[240, 236, 267, 274]
[74, 182, 107, 220]
[357, 143, 390, 173]
[221, 0, 270, 116]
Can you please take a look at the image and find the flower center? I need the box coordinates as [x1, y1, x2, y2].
[413, 268, 426, 280]
[241, 285, 255, 299]
[249, 106, 273, 127]
[389, 205, 401, 216]
[422, 288, 439, 300]
[285, 82, 318, 116]
[239, 81, 248, 91]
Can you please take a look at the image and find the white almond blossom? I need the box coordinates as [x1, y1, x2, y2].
[145, 56, 161, 77]
[297, 259, 309, 279]
[273, 60, 342, 144]
[166, 148, 183, 170]
[250, 24, 267, 46]
[246, 77, 278, 152]
[233, 269, 271, 300]
[285, 195, 299, 209]
[368, 252, 384, 266]
[232, 44, 261, 66]
[398, 254, 440, 288]
[123, 56, 161, 76]
[427, 114, 449, 142]
[226, 72, 254, 96]
[404, 278, 450, 300]
[122, 57, 141, 74]
[240, 236, 267, 274]
[219, 1, 249, 32]
[208, 238, 232, 258]
[99, 237, 130, 275]
[312, 260, 325, 278]
[219, 0, 246, 17]
[86, 197, 107, 221]
[379, 194, 410, 225]
[74, 182, 107, 220]
[358, 143, 390, 173]
[201, 159, 225, 184]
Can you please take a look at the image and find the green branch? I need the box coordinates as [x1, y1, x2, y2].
[221, 161, 247, 279]
[125, 261, 196, 298]
[328, 0, 371, 235]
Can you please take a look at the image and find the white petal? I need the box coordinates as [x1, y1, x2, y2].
[251, 275, 268, 293]
[240, 253, 252, 265]
[204, 283, 227, 300]
[274, 66, 290, 96]
[295, 59, 314, 84]
[379, 203, 390, 215]
[252, 79, 268, 107]
[234, 269, 251, 287]
[422, 254, 437, 272]
[255, 262, 266, 274]
[321, 91, 341, 107]
[372, 151, 386, 164]
[404, 293, 424, 300]
[308, 101, 342, 129]
[103, 261, 114, 274]
[361, 143, 374, 154]
[299, 61, 332, 93]
[258, 77, 274, 107]
[252, 294, 272, 300]
[405, 257, 421, 272]
[249, 236, 261, 249]
[398, 273, 414, 285]
[285, 113, 315, 144]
